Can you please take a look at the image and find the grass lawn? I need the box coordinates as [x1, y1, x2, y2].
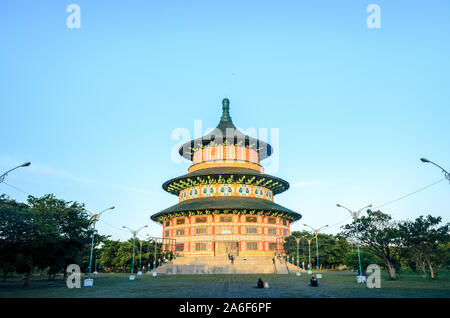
[0, 270, 449, 298]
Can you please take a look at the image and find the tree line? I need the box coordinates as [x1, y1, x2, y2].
[0, 194, 168, 287]
[97, 239, 172, 273]
[284, 210, 449, 280]
[1, 193, 449, 286]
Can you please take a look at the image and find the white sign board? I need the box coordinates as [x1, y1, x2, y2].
[357, 276, 366, 283]
[83, 279, 93, 287]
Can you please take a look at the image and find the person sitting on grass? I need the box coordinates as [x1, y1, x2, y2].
[309, 275, 318, 287]
[256, 278, 264, 288]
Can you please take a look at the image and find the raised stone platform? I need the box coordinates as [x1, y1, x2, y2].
[153, 256, 302, 274]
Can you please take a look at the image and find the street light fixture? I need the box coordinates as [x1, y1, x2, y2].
[294, 235, 308, 275]
[147, 234, 159, 276]
[307, 238, 312, 273]
[123, 225, 148, 280]
[0, 162, 31, 183]
[303, 224, 328, 278]
[294, 237, 301, 275]
[299, 235, 312, 272]
[336, 203, 371, 283]
[138, 240, 144, 275]
[300, 235, 307, 270]
[420, 158, 450, 182]
[84, 206, 115, 287]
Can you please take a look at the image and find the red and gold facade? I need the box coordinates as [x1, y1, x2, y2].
[151, 98, 301, 257]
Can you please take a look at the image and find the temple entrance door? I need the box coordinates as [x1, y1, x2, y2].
[215, 242, 239, 256]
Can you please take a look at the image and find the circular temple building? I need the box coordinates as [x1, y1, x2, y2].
[151, 98, 301, 257]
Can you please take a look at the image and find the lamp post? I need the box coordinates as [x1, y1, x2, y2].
[304, 224, 328, 278]
[305, 238, 312, 272]
[0, 162, 31, 183]
[147, 236, 152, 272]
[85, 206, 115, 286]
[295, 237, 301, 275]
[138, 240, 143, 275]
[299, 235, 308, 270]
[301, 236, 305, 270]
[420, 158, 450, 182]
[147, 235, 159, 276]
[336, 203, 372, 282]
[122, 225, 148, 280]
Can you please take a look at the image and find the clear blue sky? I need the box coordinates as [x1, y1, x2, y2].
[1, 0, 449, 241]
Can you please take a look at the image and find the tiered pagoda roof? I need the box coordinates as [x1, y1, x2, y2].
[151, 98, 301, 223]
[178, 98, 272, 160]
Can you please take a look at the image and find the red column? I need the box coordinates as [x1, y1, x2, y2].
[238, 214, 242, 252]
[187, 216, 191, 252]
[238, 214, 241, 234]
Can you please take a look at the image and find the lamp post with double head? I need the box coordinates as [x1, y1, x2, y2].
[122, 225, 148, 280]
[336, 203, 372, 280]
[420, 158, 450, 182]
[0, 162, 31, 183]
[299, 235, 308, 270]
[303, 224, 328, 277]
[85, 206, 115, 286]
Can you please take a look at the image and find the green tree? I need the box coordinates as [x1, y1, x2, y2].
[433, 243, 450, 272]
[340, 210, 402, 280]
[98, 238, 166, 272]
[284, 231, 350, 269]
[0, 195, 31, 281]
[99, 240, 122, 272]
[26, 194, 94, 282]
[0, 194, 94, 286]
[398, 215, 449, 279]
[343, 250, 376, 274]
[283, 231, 309, 260]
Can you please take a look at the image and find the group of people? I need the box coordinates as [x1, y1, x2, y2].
[255, 276, 318, 289]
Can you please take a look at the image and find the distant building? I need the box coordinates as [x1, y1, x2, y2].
[151, 98, 301, 257]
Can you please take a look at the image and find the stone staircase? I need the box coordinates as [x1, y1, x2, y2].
[153, 256, 297, 274]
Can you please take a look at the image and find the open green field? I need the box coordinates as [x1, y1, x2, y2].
[1, 270, 449, 298]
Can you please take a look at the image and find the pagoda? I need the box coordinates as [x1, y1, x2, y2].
[151, 98, 301, 257]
